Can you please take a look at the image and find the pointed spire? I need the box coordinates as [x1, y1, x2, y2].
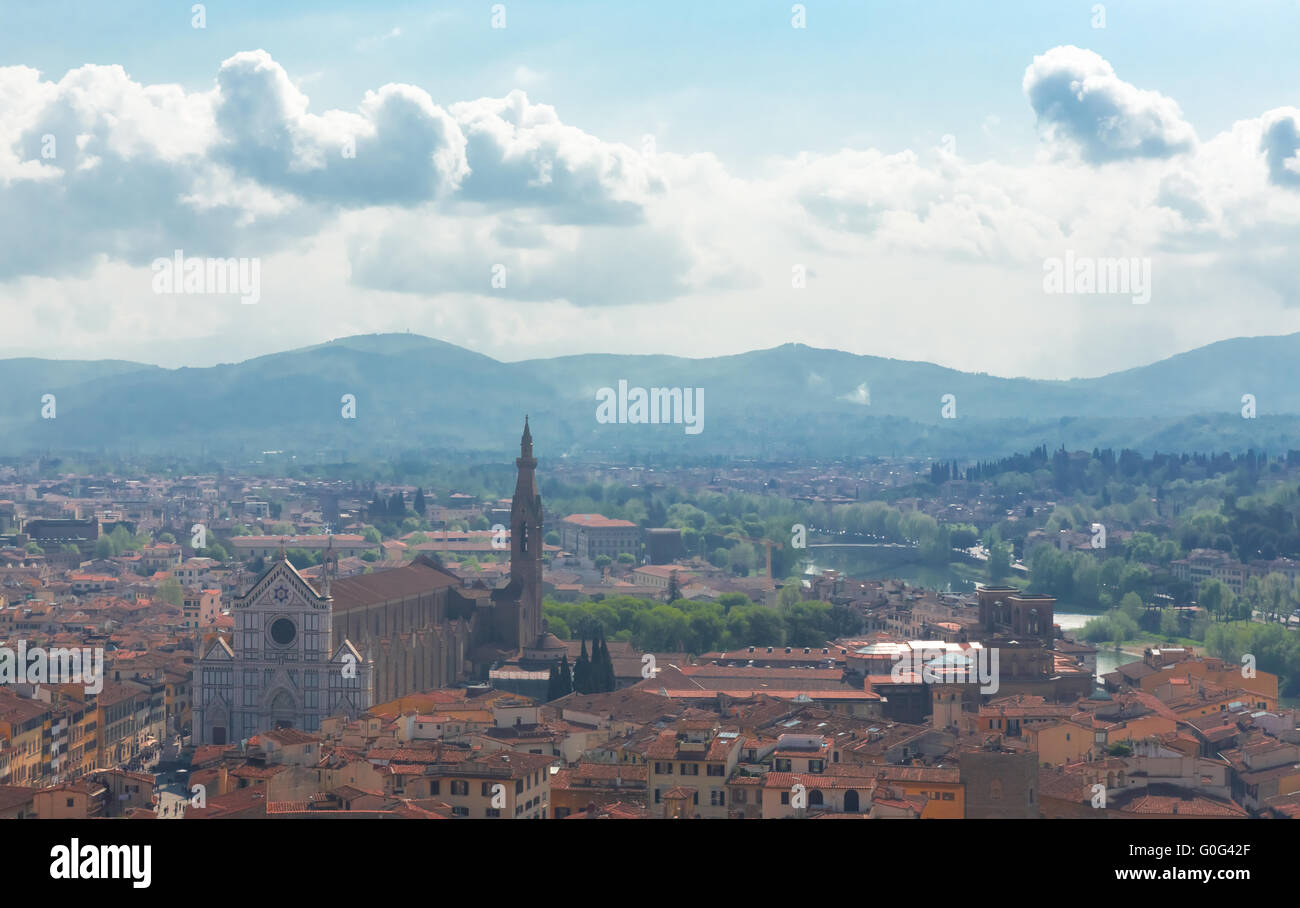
[322, 535, 335, 598]
[521, 415, 533, 457]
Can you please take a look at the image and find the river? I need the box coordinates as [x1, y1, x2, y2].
[799, 550, 1142, 681]
[1055, 611, 1140, 679]
[800, 551, 977, 593]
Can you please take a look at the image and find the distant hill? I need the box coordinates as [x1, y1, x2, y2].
[2, 332, 1299, 460]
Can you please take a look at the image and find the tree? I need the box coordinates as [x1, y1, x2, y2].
[598, 633, 616, 692]
[778, 582, 802, 609]
[1159, 608, 1181, 637]
[595, 555, 612, 571]
[413, 488, 427, 516]
[1199, 579, 1233, 623]
[666, 570, 682, 603]
[782, 601, 833, 647]
[286, 548, 319, 569]
[586, 633, 608, 693]
[546, 656, 575, 701]
[986, 537, 1011, 582]
[1119, 592, 1144, 622]
[574, 639, 591, 694]
[1262, 572, 1290, 623]
[555, 653, 573, 697]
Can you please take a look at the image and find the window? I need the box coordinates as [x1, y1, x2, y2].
[482, 782, 493, 797]
[485, 808, 500, 818]
[515, 779, 524, 794]
[654, 788, 661, 804]
[774, 758, 791, 772]
[780, 792, 790, 805]
[808, 760, 824, 773]
[707, 764, 724, 777]
[681, 763, 699, 776]
[710, 790, 725, 807]
[941, 792, 954, 801]
[430, 781, 440, 795]
[450, 780, 468, 796]
[733, 790, 746, 804]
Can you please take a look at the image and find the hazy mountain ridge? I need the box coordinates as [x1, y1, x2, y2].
[1, 332, 1297, 459]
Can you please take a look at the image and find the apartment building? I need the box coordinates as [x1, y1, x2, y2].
[403, 751, 553, 818]
[559, 514, 640, 561]
[647, 720, 743, 818]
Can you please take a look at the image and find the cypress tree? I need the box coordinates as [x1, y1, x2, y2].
[558, 653, 573, 696]
[574, 639, 591, 694]
[546, 663, 561, 700]
[413, 488, 427, 516]
[599, 634, 616, 692]
[590, 631, 606, 694]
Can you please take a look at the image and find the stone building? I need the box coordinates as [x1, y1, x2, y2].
[194, 419, 548, 744]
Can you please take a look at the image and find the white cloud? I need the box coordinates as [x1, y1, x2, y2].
[3, 46, 1300, 378]
[448, 90, 665, 224]
[1023, 46, 1196, 163]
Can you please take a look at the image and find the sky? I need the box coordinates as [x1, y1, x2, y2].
[2, 0, 1300, 378]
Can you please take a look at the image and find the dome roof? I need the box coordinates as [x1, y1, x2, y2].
[532, 632, 566, 651]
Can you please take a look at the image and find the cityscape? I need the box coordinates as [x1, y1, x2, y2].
[3, 413, 1300, 829]
[3, 0, 1296, 887]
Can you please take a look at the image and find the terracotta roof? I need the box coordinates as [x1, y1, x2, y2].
[562, 514, 638, 529]
[329, 558, 460, 611]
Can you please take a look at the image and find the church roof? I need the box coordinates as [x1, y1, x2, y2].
[328, 557, 460, 611]
[531, 632, 566, 651]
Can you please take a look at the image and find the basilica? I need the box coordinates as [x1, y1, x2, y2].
[193, 419, 546, 746]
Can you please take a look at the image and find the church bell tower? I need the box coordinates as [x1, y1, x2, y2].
[511, 416, 544, 646]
